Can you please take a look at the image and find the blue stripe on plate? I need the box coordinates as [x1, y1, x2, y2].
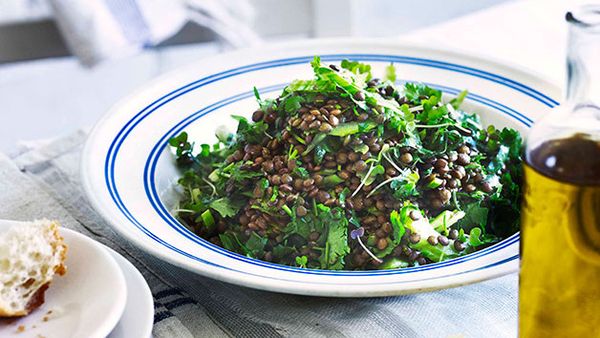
[103, 54, 557, 283]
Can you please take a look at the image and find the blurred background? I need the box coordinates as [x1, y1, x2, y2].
[0, 0, 574, 153]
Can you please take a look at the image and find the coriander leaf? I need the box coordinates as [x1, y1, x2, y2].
[231, 115, 268, 144]
[455, 202, 489, 232]
[219, 233, 245, 253]
[283, 95, 305, 113]
[318, 206, 350, 270]
[169, 131, 194, 160]
[404, 83, 442, 104]
[209, 197, 241, 218]
[245, 232, 268, 257]
[340, 59, 372, 80]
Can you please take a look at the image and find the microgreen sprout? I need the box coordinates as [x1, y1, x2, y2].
[202, 177, 217, 197]
[367, 175, 404, 198]
[381, 152, 403, 172]
[296, 255, 308, 268]
[350, 227, 383, 263]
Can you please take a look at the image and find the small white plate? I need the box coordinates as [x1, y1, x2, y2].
[0, 223, 127, 338]
[106, 246, 154, 338]
[82, 39, 561, 297]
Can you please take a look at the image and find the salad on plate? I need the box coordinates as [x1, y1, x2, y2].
[168, 57, 522, 271]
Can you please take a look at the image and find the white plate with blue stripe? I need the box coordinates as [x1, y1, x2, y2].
[81, 40, 559, 297]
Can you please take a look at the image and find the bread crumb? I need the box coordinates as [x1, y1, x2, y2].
[16, 325, 25, 333]
[42, 316, 49, 322]
[46, 310, 53, 315]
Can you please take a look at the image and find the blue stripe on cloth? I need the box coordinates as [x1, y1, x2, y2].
[154, 288, 185, 299]
[154, 310, 174, 323]
[164, 297, 198, 310]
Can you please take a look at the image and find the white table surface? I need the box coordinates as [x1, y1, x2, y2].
[0, 0, 578, 154]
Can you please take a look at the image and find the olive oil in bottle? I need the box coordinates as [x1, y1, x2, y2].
[520, 135, 600, 337]
[519, 6, 600, 337]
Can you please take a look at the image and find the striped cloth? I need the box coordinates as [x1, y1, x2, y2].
[1, 130, 518, 337]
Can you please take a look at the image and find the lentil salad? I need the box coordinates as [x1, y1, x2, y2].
[168, 57, 522, 270]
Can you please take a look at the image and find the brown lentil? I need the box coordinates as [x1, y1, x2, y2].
[457, 153, 471, 165]
[427, 235, 438, 245]
[438, 235, 450, 246]
[448, 229, 459, 240]
[409, 233, 421, 244]
[454, 240, 466, 251]
[252, 110, 264, 122]
[377, 238, 388, 250]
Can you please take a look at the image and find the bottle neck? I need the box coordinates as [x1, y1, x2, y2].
[566, 9, 600, 107]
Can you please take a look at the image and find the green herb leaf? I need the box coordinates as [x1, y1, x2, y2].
[340, 59, 372, 80]
[283, 95, 305, 113]
[449, 90, 468, 109]
[317, 206, 350, 270]
[329, 121, 377, 137]
[384, 63, 397, 83]
[404, 83, 442, 104]
[295, 255, 308, 268]
[455, 202, 489, 232]
[245, 232, 268, 257]
[231, 115, 269, 144]
[323, 174, 344, 187]
[209, 197, 240, 218]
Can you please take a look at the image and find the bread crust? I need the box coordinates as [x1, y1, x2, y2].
[49, 221, 67, 276]
[0, 220, 67, 317]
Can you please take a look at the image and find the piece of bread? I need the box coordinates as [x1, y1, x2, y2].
[0, 220, 67, 317]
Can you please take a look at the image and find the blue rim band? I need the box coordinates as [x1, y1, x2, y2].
[104, 54, 557, 282]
